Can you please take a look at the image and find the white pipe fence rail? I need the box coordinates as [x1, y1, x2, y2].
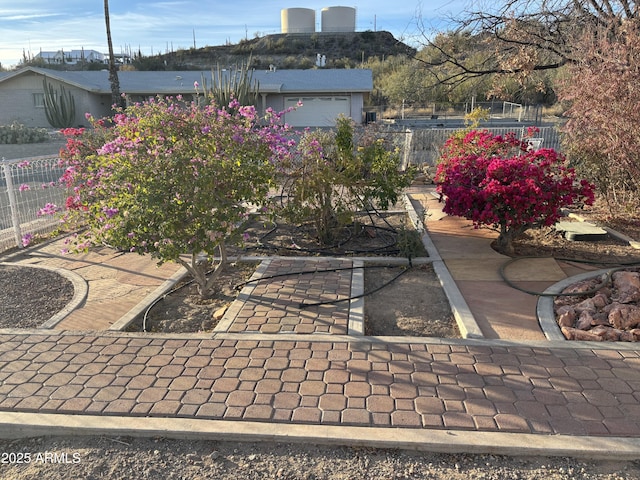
[401, 125, 563, 167]
[0, 155, 67, 253]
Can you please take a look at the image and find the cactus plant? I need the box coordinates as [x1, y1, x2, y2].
[42, 77, 76, 128]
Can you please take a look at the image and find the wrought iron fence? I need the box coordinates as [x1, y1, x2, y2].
[0, 155, 67, 252]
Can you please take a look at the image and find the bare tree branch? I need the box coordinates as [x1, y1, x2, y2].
[414, 0, 638, 88]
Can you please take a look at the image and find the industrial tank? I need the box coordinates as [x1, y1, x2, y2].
[320, 6, 356, 32]
[281, 8, 316, 34]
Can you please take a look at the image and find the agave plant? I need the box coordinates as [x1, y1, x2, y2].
[200, 57, 259, 109]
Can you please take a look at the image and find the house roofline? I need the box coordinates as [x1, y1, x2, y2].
[0, 66, 106, 93]
[1, 66, 373, 96]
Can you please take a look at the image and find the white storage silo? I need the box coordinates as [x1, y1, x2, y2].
[281, 8, 316, 34]
[321, 6, 356, 33]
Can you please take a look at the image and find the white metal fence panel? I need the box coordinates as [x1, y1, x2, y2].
[0, 155, 67, 252]
[404, 126, 563, 166]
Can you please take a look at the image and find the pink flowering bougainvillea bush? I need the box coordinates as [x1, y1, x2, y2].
[54, 96, 292, 298]
[435, 129, 596, 255]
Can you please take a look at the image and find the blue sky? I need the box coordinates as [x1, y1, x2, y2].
[0, 1, 467, 68]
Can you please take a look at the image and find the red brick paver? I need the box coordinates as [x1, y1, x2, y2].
[219, 259, 353, 334]
[1, 332, 640, 437]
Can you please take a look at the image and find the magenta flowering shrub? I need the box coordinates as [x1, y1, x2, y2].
[55, 96, 292, 297]
[435, 129, 596, 253]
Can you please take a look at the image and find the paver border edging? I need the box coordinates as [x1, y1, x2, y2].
[2, 412, 640, 461]
[5, 327, 640, 350]
[215, 259, 273, 332]
[0, 261, 88, 329]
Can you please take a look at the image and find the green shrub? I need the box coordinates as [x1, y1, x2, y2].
[0, 122, 49, 144]
[279, 115, 414, 245]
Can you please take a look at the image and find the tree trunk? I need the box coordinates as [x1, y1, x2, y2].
[177, 243, 229, 300]
[104, 0, 123, 109]
[497, 224, 515, 256]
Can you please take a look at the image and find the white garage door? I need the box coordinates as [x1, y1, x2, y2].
[284, 96, 351, 127]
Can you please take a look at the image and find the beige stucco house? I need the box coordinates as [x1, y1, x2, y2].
[0, 67, 373, 128]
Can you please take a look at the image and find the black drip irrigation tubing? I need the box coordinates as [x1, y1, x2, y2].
[499, 256, 640, 298]
[142, 263, 417, 331]
[299, 266, 411, 310]
[142, 209, 417, 329]
[232, 263, 414, 309]
[245, 226, 399, 256]
[141, 262, 230, 332]
[245, 208, 402, 256]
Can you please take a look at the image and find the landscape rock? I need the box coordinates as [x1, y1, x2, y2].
[573, 297, 596, 313]
[557, 309, 576, 328]
[612, 270, 640, 303]
[608, 303, 640, 330]
[575, 310, 593, 330]
[589, 325, 622, 341]
[555, 267, 640, 342]
[561, 326, 603, 341]
[213, 305, 228, 320]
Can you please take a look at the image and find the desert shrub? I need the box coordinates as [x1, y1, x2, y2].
[435, 129, 595, 254]
[558, 19, 640, 211]
[0, 122, 49, 144]
[279, 115, 414, 245]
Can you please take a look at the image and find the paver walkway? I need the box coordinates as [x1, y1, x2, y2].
[411, 189, 606, 340]
[1, 331, 640, 437]
[14, 239, 183, 330]
[217, 258, 356, 335]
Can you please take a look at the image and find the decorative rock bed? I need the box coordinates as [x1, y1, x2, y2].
[550, 267, 640, 341]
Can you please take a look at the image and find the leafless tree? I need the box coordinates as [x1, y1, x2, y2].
[416, 0, 638, 87]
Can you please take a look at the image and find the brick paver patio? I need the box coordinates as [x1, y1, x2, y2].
[2, 186, 640, 448]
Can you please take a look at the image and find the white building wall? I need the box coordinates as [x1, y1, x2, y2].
[0, 72, 107, 128]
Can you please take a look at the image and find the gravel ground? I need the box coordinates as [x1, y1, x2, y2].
[0, 436, 639, 480]
[0, 265, 73, 328]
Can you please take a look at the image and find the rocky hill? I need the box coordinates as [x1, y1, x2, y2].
[132, 31, 416, 71]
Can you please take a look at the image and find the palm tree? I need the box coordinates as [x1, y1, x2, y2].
[104, 0, 123, 108]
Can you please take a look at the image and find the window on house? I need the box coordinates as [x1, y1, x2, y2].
[33, 93, 45, 108]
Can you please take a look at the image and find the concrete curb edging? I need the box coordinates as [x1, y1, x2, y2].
[403, 194, 484, 339]
[108, 266, 189, 331]
[0, 262, 88, 329]
[2, 412, 640, 461]
[348, 259, 364, 335]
